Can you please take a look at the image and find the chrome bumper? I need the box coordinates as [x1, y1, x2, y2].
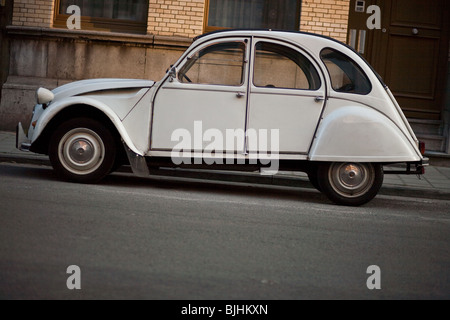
[421, 157, 430, 166]
[384, 159, 429, 175]
[16, 122, 31, 152]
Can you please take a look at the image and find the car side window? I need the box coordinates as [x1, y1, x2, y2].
[178, 41, 246, 86]
[320, 48, 372, 95]
[253, 42, 321, 90]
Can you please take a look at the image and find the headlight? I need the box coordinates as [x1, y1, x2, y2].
[36, 87, 54, 105]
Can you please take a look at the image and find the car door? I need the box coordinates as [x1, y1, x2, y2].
[247, 39, 326, 156]
[151, 38, 250, 156]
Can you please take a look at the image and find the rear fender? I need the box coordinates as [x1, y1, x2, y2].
[309, 106, 422, 162]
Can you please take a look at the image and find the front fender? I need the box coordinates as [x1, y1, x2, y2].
[309, 106, 422, 162]
[31, 96, 143, 155]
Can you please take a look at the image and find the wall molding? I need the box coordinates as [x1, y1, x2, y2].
[6, 26, 193, 48]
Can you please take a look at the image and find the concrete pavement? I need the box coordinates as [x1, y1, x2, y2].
[1, 130, 450, 201]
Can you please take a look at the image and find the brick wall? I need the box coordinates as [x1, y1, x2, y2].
[147, 0, 204, 37]
[300, 0, 350, 42]
[12, 0, 54, 28]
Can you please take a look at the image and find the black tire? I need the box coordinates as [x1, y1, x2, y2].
[49, 118, 116, 183]
[317, 162, 384, 206]
[307, 165, 322, 192]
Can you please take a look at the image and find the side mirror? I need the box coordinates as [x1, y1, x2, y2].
[168, 67, 177, 82]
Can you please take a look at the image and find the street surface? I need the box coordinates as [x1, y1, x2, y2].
[0, 162, 449, 299]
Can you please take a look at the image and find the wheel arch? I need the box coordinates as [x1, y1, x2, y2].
[317, 162, 384, 206]
[30, 104, 131, 164]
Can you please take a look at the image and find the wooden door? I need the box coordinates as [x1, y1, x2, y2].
[371, 0, 449, 120]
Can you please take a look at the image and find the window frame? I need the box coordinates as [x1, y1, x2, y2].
[320, 48, 373, 95]
[203, 0, 302, 33]
[53, 0, 149, 34]
[177, 40, 248, 87]
[252, 40, 322, 91]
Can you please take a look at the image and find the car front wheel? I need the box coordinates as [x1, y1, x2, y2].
[317, 162, 384, 206]
[49, 118, 116, 183]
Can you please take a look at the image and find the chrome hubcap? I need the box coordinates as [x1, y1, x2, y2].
[70, 140, 95, 163]
[340, 165, 364, 188]
[329, 163, 374, 198]
[58, 128, 105, 175]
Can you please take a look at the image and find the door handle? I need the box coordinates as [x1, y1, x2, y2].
[236, 92, 245, 98]
[315, 96, 325, 103]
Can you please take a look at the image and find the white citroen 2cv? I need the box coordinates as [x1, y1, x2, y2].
[17, 30, 428, 206]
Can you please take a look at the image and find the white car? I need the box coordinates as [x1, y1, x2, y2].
[17, 30, 427, 206]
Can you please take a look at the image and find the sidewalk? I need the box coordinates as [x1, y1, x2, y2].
[1, 130, 450, 200]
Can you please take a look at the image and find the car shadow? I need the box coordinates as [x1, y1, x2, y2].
[2, 163, 386, 207]
[101, 169, 327, 205]
[100, 168, 387, 209]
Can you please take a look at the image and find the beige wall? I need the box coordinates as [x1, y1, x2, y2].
[11, 0, 350, 42]
[147, 0, 204, 37]
[12, 0, 54, 28]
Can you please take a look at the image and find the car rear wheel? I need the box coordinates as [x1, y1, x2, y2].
[49, 118, 116, 183]
[317, 162, 383, 206]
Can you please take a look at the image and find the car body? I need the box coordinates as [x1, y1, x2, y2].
[16, 30, 428, 206]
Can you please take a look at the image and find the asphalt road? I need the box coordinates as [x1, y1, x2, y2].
[0, 163, 449, 300]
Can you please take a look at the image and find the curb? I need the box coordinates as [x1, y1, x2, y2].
[1, 153, 450, 201]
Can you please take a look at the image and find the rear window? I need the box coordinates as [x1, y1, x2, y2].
[320, 48, 372, 95]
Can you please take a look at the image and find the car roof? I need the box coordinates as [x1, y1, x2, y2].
[194, 28, 345, 48]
